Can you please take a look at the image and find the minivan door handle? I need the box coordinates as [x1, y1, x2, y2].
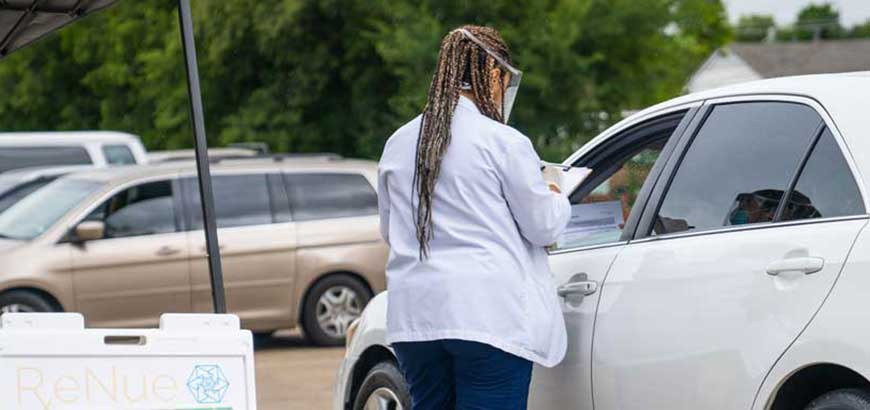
[766, 257, 825, 276]
[155, 246, 182, 257]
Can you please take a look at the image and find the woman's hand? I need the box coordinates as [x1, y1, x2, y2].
[548, 182, 562, 194]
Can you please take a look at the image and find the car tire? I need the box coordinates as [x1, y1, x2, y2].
[353, 361, 411, 410]
[302, 274, 371, 346]
[806, 388, 870, 410]
[0, 290, 56, 315]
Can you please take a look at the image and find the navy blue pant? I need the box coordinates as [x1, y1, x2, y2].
[393, 339, 533, 410]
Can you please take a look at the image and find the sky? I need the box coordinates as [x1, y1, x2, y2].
[722, 0, 870, 26]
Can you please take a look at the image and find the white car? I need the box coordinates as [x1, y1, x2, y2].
[0, 131, 148, 173]
[335, 72, 870, 410]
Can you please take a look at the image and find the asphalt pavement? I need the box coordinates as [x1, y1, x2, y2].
[256, 330, 345, 410]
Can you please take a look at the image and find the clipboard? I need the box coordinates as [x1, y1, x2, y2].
[541, 161, 592, 194]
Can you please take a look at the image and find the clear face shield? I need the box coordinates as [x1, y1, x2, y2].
[456, 28, 522, 123]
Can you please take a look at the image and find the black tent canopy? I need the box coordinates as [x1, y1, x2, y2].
[0, 0, 118, 57]
[0, 0, 228, 313]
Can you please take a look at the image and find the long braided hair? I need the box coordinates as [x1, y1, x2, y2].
[413, 25, 513, 259]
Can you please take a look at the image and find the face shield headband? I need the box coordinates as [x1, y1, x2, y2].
[455, 28, 522, 123]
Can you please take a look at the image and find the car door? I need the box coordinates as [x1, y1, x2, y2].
[184, 172, 298, 329]
[592, 98, 868, 410]
[528, 106, 700, 409]
[70, 177, 191, 328]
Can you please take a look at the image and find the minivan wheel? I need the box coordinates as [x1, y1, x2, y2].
[302, 274, 371, 346]
[806, 388, 870, 410]
[0, 290, 55, 315]
[352, 361, 410, 410]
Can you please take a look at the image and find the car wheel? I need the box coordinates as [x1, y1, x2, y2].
[353, 361, 411, 410]
[302, 274, 371, 346]
[806, 388, 870, 410]
[0, 290, 55, 316]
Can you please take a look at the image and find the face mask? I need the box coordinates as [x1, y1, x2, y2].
[455, 28, 522, 123]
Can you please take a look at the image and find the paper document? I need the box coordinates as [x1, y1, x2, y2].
[555, 200, 625, 249]
[541, 162, 592, 194]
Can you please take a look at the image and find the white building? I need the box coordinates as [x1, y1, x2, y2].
[687, 39, 870, 93]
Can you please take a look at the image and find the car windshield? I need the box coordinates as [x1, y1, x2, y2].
[0, 174, 26, 196]
[0, 178, 103, 240]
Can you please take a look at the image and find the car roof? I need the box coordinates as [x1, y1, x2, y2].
[0, 165, 97, 181]
[64, 156, 379, 185]
[148, 148, 260, 162]
[0, 131, 142, 145]
[632, 71, 870, 119]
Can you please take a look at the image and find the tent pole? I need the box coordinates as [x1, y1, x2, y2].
[176, 0, 226, 314]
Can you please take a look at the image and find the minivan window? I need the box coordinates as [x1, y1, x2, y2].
[654, 102, 822, 235]
[0, 178, 102, 240]
[284, 173, 378, 221]
[0, 146, 92, 173]
[782, 128, 865, 221]
[102, 144, 137, 165]
[86, 180, 177, 238]
[0, 177, 58, 214]
[185, 174, 272, 229]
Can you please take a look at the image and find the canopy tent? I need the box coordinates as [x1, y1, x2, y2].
[0, 0, 227, 313]
[0, 0, 117, 57]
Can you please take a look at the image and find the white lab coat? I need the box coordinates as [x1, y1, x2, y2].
[377, 96, 571, 367]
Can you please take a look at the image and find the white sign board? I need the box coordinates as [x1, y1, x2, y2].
[0, 313, 256, 410]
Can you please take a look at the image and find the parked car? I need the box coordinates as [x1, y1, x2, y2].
[0, 131, 148, 173]
[334, 72, 870, 410]
[147, 147, 261, 163]
[0, 165, 95, 214]
[0, 156, 387, 346]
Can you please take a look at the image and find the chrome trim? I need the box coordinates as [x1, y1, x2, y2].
[631, 215, 870, 244]
[547, 241, 627, 255]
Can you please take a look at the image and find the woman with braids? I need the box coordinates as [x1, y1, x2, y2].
[377, 25, 570, 409]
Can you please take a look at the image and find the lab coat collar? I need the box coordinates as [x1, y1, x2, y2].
[457, 95, 481, 114]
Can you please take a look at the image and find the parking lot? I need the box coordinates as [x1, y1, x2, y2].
[256, 330, 345, 410]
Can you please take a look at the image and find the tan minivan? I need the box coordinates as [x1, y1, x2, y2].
[0, 156, 387, 345]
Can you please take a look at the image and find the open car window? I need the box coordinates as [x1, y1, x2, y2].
[550, 111, 687, 251]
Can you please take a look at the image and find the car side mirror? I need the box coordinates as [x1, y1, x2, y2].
[74, 221, 105, 242]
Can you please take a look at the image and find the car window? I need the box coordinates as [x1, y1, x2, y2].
[0, 177, 57, 213]
[551, 112, 687, 250]
[654, 102, 822, 235]
[782, 128, 865, 221]
[102, 144, 137, 165]
[0, 178, 102, 240]
[186, 174, 272, 229]
[555, 140, 667, 249]
[83, 180, 177, 239]
[0, 146, 92, 173]
[284, 173, 378, 221]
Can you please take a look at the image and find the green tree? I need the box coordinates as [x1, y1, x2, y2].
[735, 14, 776, 42]
[0, 0, 730, 162]
[783, 3, 845, 41]
[849, 18, 870, 38]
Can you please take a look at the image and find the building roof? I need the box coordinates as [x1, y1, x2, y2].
[729, 39, 870, 79]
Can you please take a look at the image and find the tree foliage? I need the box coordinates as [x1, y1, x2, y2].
[735, 14, 776, 42]
[0, 0, 730, 161]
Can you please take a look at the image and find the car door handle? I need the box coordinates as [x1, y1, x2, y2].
[766, 257, 825, 276]
[155, 246, 182, 257]
[557, 280, 598, 297]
